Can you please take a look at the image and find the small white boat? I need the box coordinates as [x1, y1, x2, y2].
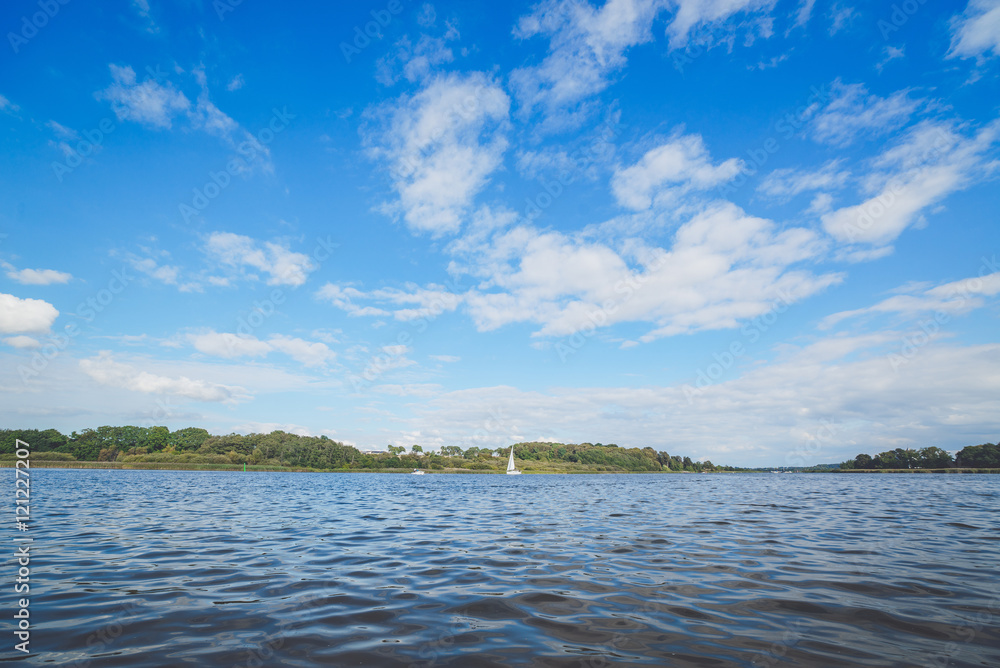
[505, 447, 522, 475]
[411, 468, 425, 475]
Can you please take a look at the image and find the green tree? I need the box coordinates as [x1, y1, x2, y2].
[916, 446, 953, 468]
[853, 453, 874, 469]
[956, 443, 999, 468]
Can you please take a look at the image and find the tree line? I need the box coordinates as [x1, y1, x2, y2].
[0, 427, 732, 472]
[840, 442, 999, 470]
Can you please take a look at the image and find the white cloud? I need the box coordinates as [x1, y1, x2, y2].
[376, 31, 458, 86]
[373, 383, 443, 397]
[97, 64, 190, 129]
[808, 80, 921, 146]
[757, 159, 850, 201]
[188, 331, 272, 358]
[396, 338, 1000, 465]
[792, 0, 816, 28]
[949, 0, 1000, 59]
[2, 262, 72, 285]
[0, 293, 59, 334]
[189, 68, 272, 174]
[46, 120, 78, 140]
[366, 72, 510, 235]
[230, 422, 319, 436]
[0, 94, 19, 113]
[664, 0, 775, 48]
[267, 335, 337, 367]
[510, 0, 661, 128]
[80, 352, 251, 404]
[430, 354, 461, 362]
[97, 64, 271, 172]
[611, 133, 743, 210]
[509, 0, 773, 129]
[336, 201, 838, 344]
[828, 3, 856, 35]
[227, 74, 245, 91]
[876, 45, 905, 72]
[821, 119, 1000, 247]
[821, 270, 1000, 329]
[3, 335, 41, 349]
[187, 330, 336, 367]
[315, 284, 391, 317]
[205, 232, 315, 286]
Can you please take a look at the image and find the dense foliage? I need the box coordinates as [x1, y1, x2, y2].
[0, 427, 733, 472]
[841, 442, 999, 470]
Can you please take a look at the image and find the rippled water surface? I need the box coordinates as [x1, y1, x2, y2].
[14, 470, 1000, 666]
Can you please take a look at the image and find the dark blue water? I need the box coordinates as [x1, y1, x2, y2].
[8, 470, 1000, 666]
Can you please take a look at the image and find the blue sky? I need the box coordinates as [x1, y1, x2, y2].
[1, 0, 999, 466]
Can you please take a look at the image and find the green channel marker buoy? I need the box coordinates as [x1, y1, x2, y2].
[244, 462, 246, 472]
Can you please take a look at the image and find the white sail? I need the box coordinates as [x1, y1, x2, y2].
[506, 446, 521, 475]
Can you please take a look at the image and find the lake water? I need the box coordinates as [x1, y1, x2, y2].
[14, 470, 1000, 666]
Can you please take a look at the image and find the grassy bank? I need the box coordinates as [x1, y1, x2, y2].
[838, 467, 1000, 474]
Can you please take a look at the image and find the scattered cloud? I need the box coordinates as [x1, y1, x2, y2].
[0, 293, 59, 334]
[376, 29, 459, 86]
[80, 351, 251, 403]
[3, 335, 41, 349]
[226, 74, 245, 91]
[2, 262, 73, 285]
[365, 72, 510, 236]
[509, 0, 662, 129]
[97, 64, 191, 129]
[430, 354, 461, 362]
[821, 270, 1000, 329]
[372, 383, 443, 397]
[876, 45, 905, 72]
[948, 0, 1000, 59]
[0, 94, 19, 114]
[229, 421, 321, 436]
[792, 0, 816, 28]
[205, 232, 315, 286]
[808, 80, 922, 146]
[828, 3, 856, 36]
[757, 159, 850, 201]
[821, 119, 1000, 247]
[611, 132, 743, 210]
[333, 200, 839, 345]
[187, 330, 336, 368]
[398, 338, 1000, 463]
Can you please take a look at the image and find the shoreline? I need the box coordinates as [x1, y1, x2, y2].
[3, 462, 998, 474]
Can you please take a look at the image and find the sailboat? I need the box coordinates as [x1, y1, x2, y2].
[505, 446, 522, 475]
